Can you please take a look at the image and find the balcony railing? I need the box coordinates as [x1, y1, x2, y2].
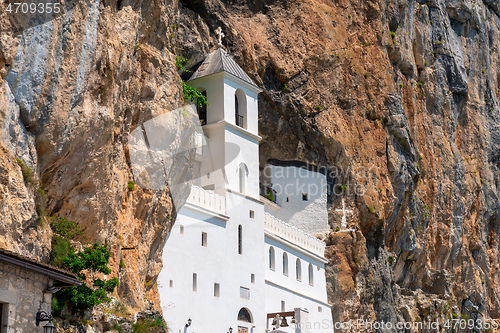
[236, 114, 244, 128]
[264, 212, 326, 257]
[186, 185, 227, 215]
[260, 183, 277, 204]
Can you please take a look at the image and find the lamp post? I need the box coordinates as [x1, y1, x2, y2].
[36, 310, 55, 333]
[43, 322, 56, 333]
[185, 318, 192, 327]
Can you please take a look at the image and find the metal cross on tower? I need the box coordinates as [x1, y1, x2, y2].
[215, 27, 224, 47]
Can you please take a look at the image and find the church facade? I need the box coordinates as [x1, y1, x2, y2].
[158, 45, 333, 333]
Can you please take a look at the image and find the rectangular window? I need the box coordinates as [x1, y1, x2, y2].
[193, 273, 197, 291]
[202, 232, 207, 247]
[318, 306, 322, 313]
[281, 301, 285, 312]
[240, 287, 250, 299]
[180, 225, 184, 234]
[214, 283, 220, 297]
[302, 193, 308, 201]
[249, 210, 254, 218]
[251, 274, 255, 284]
[169, 280, 173, 288]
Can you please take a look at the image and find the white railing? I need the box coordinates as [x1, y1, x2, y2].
[186, 185, 227, 215]
[264, 212, 326, 257]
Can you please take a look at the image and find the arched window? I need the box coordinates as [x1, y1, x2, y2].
[308, 263, 314, 286]
[238, 225, 243, 255]
[239, 167, 245, 193]
[196, 90, 207, 125]
[296, 258, 301, 281]
[283, 252, 288, 276]
[235, 89, 247, 129]
[238, 163, 248, 194]
[237, 308, 253, 323]
[269, 247, 275, 270]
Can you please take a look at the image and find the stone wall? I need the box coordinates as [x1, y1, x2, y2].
[0, 261, 52, 333]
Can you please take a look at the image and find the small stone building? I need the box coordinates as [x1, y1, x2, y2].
[0, 248, 81, 333]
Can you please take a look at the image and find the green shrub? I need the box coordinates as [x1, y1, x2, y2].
[15, 157, 33, 184]
[183, 81, 208, 108]
[51, 216, 83, 240]
[314, 105, 321, 111]
[112, 323, 124, 332]
[119, 259, 125, 269]
[368, 206, 374, 213]
[133, 318, 168, 333]
[36, 187, 48, 219]
[128, 181, 135, 191]
[335, 227, 340, 232]
[52, 242, 119, 314]
[50, 235, 73, 268]
[387, 256, 394, 263]
[279, 83, 287, 90]
[390, 31, 396, 39]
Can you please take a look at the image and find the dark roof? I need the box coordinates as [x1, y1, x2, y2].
[0, 248, 82, 287]
[188, 48, 259, 88]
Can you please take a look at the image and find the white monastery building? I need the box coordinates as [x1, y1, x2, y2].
[158, 34, 333, 333]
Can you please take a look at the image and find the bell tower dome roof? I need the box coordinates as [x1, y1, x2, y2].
[188, 48, 259, 88]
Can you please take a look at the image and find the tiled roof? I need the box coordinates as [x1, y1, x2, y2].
[188, 48, 258, 88]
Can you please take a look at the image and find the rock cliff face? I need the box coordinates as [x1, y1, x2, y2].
[1, 0, 500, 329]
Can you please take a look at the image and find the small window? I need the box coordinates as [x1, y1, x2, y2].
[269, 247, 275, 270]
[283, 253, 288, 276]
[296, 259, 302, 281]
[302, 193, 308, 201]
[238, 225, 243, 255]
[249, 210, 254, 218]
[286, 197, 289, 202]
[281, 301, 285, 312]
[202, 232, 207, 247]
[169, 280, 173, 288]
[180, 225, 184, 234]
[193, 273, 197, 291]
[318, 306, 322, 313]
[251, 274, 255, 284]
[214, 283, 220, 297]
[240, 286, 250, 299]
[309, 263, 314, 286]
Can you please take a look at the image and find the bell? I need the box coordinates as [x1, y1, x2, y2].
[280, 318, 289, 327]
[271, 318, 277, 326]
[291, 317, 296, 324]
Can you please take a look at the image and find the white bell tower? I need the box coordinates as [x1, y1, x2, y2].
[186, 43, 262, 200]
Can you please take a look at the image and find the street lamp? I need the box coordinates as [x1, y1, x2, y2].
[227, 327, 233, 333]
[36, 311, 55, 333]
[186, 318, 192, 327]
[43, 322, 56, 333]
